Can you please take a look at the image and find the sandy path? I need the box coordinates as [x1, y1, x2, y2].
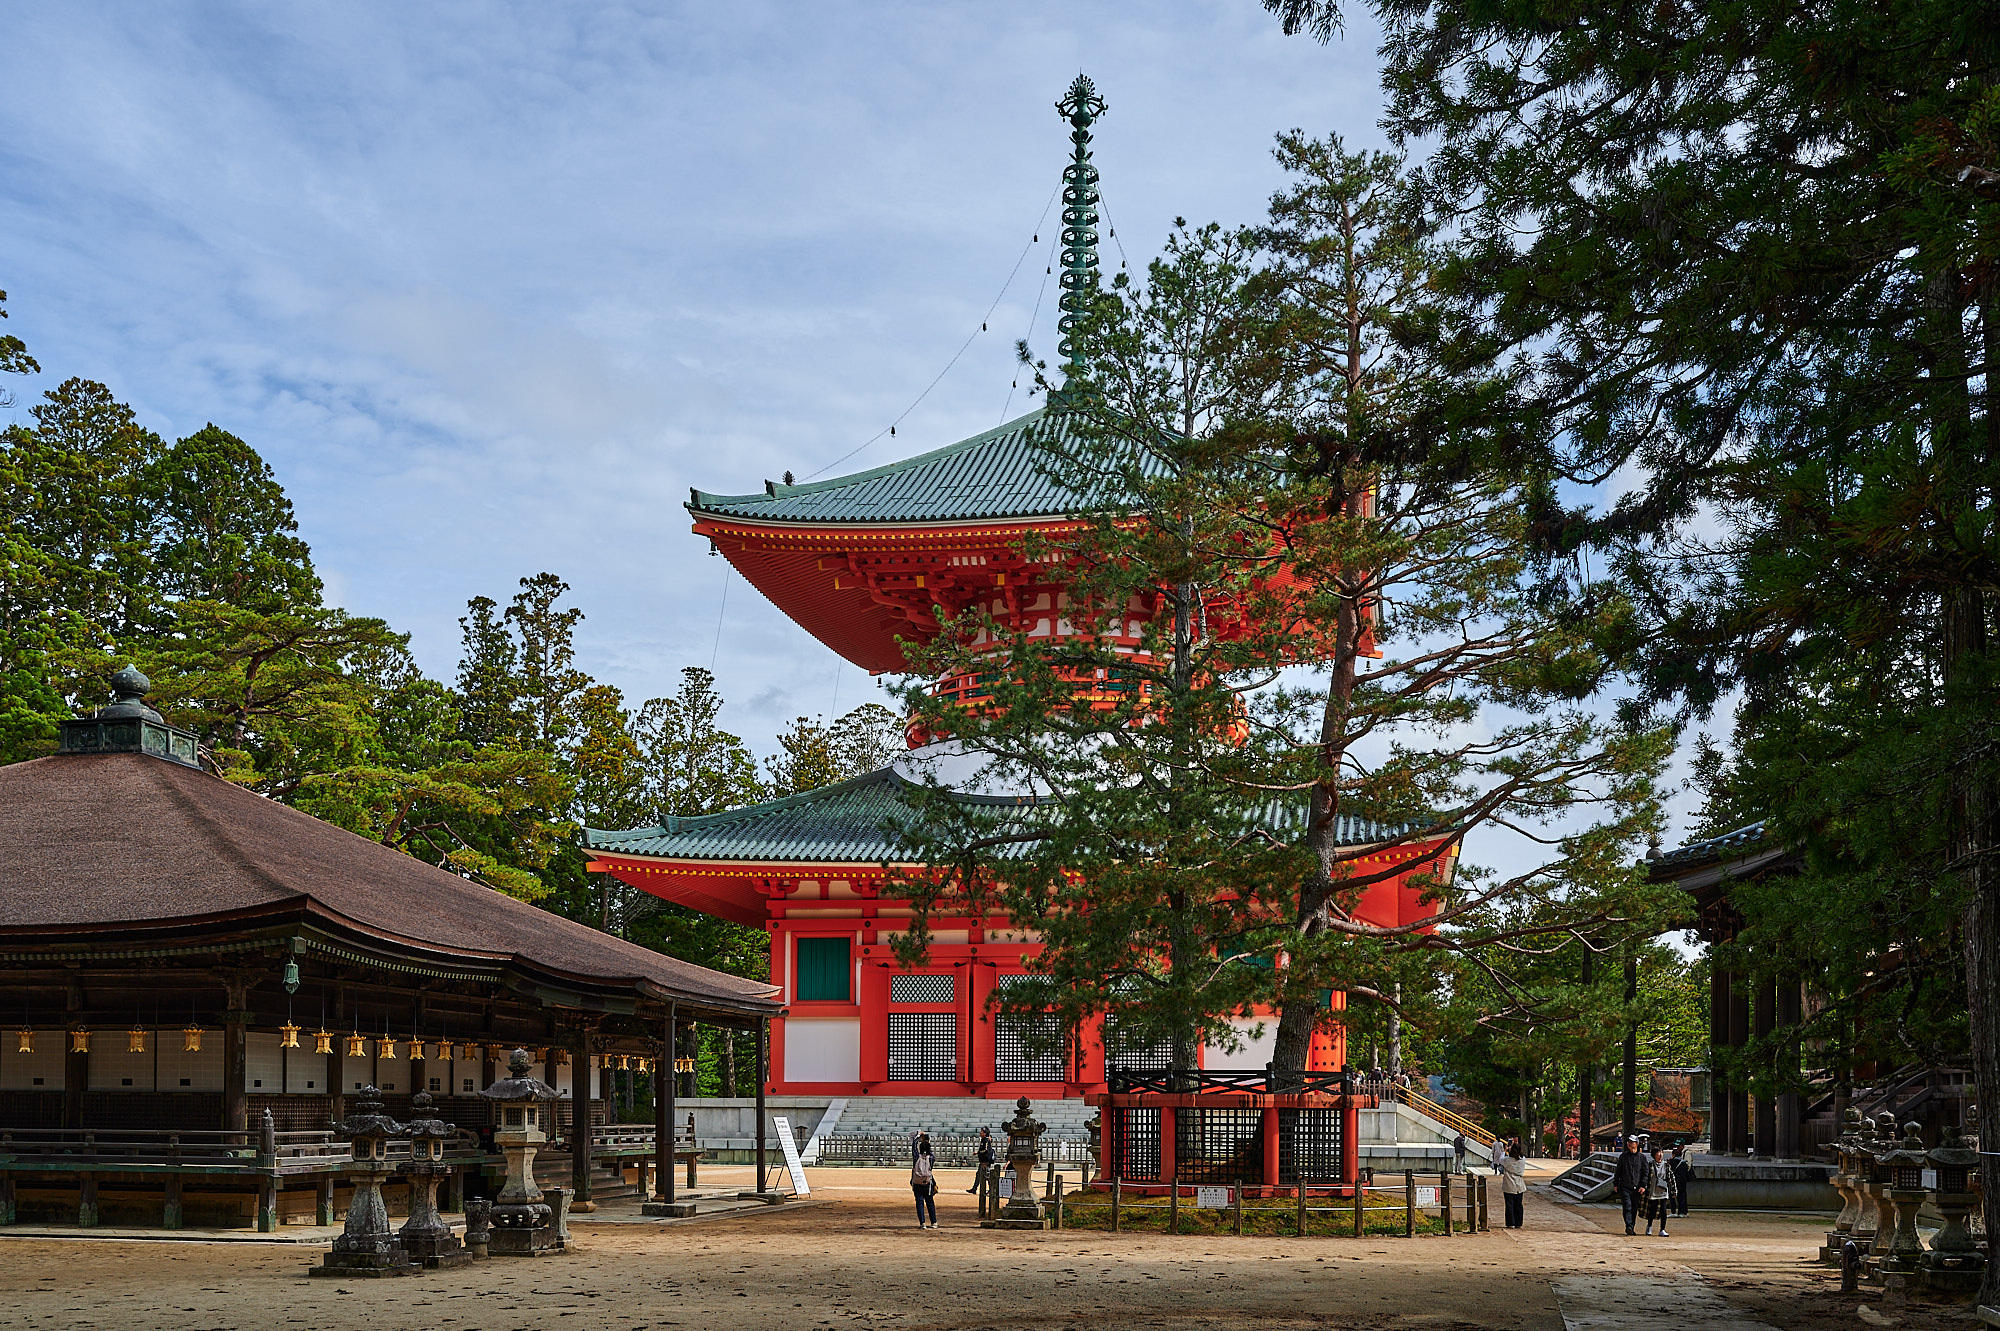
[0, 1169, 1965, 1331]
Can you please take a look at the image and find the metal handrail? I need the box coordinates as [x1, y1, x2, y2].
[1398, 1089, 1496, 1148]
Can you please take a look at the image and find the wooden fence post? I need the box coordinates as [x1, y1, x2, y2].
[1111, 1174, 1121, 1232]
[1232, 1184, 1243, 1236]
[1296, 1179, 1308, 1236]
[1404, 1170, 1415, 1237]
[1353, 1179, 1363, 1236]
[1441, 1172, 1453, 1236]
[1168, 1170, 1179, 1234]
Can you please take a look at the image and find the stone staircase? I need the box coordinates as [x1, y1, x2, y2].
[1549, 1150, 1620, 1203]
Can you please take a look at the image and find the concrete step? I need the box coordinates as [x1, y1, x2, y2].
[1549, 1151, 1620, 1203]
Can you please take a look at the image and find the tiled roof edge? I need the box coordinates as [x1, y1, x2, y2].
[687, 409, 1048, 516]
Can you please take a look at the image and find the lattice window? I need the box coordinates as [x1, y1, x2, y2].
[890, 974, 954, 1004]
[1102, 1012, 1172, 1074]
[1278, 1107, 1344, 1184]
[993, 1013, 1066, 1082]
[885, 1013, 957, 1081]
[1175, 1107, 1265, 1186]
[1110, 1106, 1161, 1180]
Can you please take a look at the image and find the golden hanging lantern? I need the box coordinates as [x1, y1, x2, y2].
[616, 1054, 630, 1071]
[486, 1043, 505, 1063]
[279, 1022, 301, 1050]
[555, 1048, 569, 1067]
[183, 1024, 204, 1053]
[15, 1029, 31, 1055]
[533, 1046, 549, 1063]
[69, 1028, 90, 1054]
[128, 1027, 147, 1053]
[437, 1039, 455, 1061]
[378, 1036, 398, 1060]
[409, 1040, 425, 1061]
[314, 1029, 334, 1055]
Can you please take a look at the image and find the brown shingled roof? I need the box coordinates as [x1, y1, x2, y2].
[0, 753, 779, 1018]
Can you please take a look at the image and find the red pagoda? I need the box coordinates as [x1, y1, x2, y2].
[585, 77, 1451, 1108]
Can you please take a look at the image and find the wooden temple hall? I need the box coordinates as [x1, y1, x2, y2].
[0, 670, 782, 1228]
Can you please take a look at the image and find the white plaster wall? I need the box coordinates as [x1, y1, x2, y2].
[89, 1038, 157, 1090]
[784, 1018, 860, 1083]
[1201, 1016, 1278, 1070]
[158, 1036, 224, 1092]
[246, 1032, 286, 1093]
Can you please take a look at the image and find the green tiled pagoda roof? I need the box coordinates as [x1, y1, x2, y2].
[688, 410, 1150, 525]
[585, 767, 1425, 867]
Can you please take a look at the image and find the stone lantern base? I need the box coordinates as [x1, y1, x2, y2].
[489, 1201, 561, 1256]
[312, 1237, 417, 1279]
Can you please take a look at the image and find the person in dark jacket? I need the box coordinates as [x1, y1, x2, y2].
[967, 1126, 995, 1194]
[1612, 1136, 1649, 1235]
[1670, 1145, 1693, 1216]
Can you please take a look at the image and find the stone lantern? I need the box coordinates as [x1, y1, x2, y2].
[1875, 1121, 1932, 1278]
[1920, 1124, 1984, 1294]
[993, 1096, 1049, 1231]
[312, 1085, 414, 1278]
[478, 1048, 563, 1256]
[1857, 1111, 1896, 1264]
[399, 1090, 471, 1269]
[1823, 1108, 1864, 1264]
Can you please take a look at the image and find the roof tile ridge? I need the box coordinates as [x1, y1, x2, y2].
[688, 409, 1047, 511]
[631, 766, 905, 836]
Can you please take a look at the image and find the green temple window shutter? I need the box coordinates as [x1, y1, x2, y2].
[796, 937, 851, 1002]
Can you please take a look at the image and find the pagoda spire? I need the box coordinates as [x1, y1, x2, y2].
[1054, 74, 1108, 385]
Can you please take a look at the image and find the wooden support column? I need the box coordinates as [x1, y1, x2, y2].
[1776, 976, 1803, 1160]
[317, 1174, 335, 1226]
[1753, 979, 1777, 1157]
[570, 1023, 595, 1212]
[224, 977, 251, 1136]
[1709, 965, 1732, 1153]
[755, 1017, 769, 1192]
[163, 1172, 184, 1229]
[63, 1038, 87, 1131]
[1158, 1107, 1177, 1186]
[1260, 1107, 1281, 1191]
[1727, 976, 1751, 1154]
[656, 1005, 676, 1206]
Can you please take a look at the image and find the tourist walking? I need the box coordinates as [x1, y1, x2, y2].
[1452, 1132, 1468, 1173]
[967, 1126, 995, 1194]
[1612, 1135, 1648, 1235]
[1642, 1146, 1675, 1236]
[910, 1130, 938, 1228]
[1671, 1145, 1693, 1217]
[1500, 1137, 1527, 1227]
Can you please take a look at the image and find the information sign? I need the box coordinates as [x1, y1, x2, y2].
[1414, 1186, 1437, 1207]
[999, 1175, 1014, 1199]
[770, 1114, 811, 1197]
[1196, 1186, 1231, 1209]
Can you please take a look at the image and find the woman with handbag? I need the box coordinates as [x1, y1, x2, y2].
[911, 1129, 939, 1228]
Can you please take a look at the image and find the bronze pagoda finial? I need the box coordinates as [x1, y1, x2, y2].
[1053, 74, 1108, 386]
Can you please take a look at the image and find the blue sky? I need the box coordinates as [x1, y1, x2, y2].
[2, 1, 1395, 759]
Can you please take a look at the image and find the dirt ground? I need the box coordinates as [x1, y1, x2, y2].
[0, 1165, 1976, 1331]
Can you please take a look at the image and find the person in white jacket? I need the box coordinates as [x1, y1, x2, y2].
[1499, 1137, 1528, 1228]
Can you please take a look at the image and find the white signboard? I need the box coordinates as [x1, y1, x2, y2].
[1921, 1168, 1939, 1190]
[1196, 1186, 1231, 1209]
[1414, 1186, 1437, 1207]
[771, 1115, 811, 1197]
[998, 1175, 1014, 1199]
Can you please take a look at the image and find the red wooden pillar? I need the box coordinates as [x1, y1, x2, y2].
[967, 961, 991, 1088]
[1158, 1105, 1176, 1185]
[1261, 1105, 1281, 1194]
[1340, 1100, 1360, 1190]
[857, 961, 891, 1085]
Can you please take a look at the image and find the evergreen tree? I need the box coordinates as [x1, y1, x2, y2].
[630, 667, 764, 818]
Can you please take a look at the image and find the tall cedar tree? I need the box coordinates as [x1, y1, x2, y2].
[1269, 0, 1999, 1280]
